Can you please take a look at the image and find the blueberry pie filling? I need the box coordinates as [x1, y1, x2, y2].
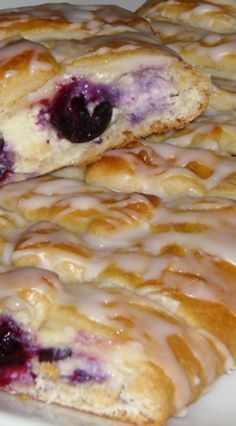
[0, 315, 107, 388]
[38, 69, 172, 144]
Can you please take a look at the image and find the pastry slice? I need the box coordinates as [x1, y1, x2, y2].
[0, 266, 229, 425]
[0, 30, 209, 185]
[137, 0, 236, 33]
[84, 139, 236, 199]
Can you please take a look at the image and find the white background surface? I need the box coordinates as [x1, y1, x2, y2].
[0, 0, 235, 425]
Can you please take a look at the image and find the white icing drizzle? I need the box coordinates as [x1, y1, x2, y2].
[0, 266, 220, 412]
[0, 173, 234, 413]
[170, 32, 236, 63]
[149, 108, 236, 153]
[10, 219, 236, 314]
[210, 0, 236, 8]
[149, 19, 236, 76]
[3, 69, 18, 78]
[0, 176, 233, 321]
[50, 31, 165, 63]
[0, 177, 155, 240]
[0, 4, 150, 38]
[70, 283, 219, 411]
[0, 4, 139, 26]
[85, 140, 236, 198]
[140, 0, 236, 33]
[0, 267, 63, 301]
[182, 3, 221, 18]
[0, 37, 52, 74]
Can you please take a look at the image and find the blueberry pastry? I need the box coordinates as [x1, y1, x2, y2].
[0, 266, 231, 425]
[0, 5, 210, 185]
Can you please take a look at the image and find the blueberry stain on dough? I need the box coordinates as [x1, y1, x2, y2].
[70, 368, 97, 383]
[49, 81, 113, 143]
[0, 140, 13, 182]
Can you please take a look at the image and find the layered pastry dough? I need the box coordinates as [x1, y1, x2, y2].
[0, 267, 230, 426]
[137, 0, 236, 33]
[84, 139, 236, 199]
[0, 4, 210, 185]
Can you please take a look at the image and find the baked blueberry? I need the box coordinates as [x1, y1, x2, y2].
[0, 140, 13, 182]
[49, 82, 113, 143]
[0, 316, 35, 386]
[0, 316, 32, 367]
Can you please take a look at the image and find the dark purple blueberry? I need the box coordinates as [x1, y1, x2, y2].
[49, 80, 113, 143]
[0, 317, 29, 367]
[38, 347, 72, 362]
[0, 139, 13, 182]
[70, 369, 95, 383]
[0, 316, 36, 386]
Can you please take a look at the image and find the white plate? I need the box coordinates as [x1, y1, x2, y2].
[0, 0, 235, 425]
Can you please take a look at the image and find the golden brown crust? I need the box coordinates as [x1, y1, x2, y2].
[0, 3, 152, 41]
[137, 0, 236, 33]
[148, 105, 236, 155]
[141, 20, 236, 80]
[84, 139, 236, 200]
